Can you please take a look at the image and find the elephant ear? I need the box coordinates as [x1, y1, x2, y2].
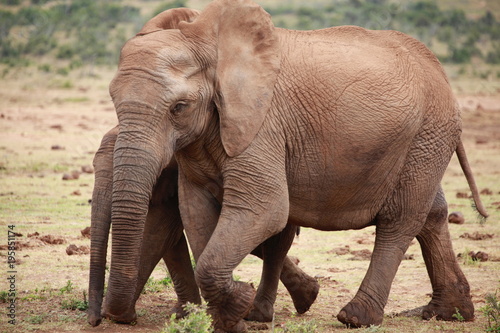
[179, 0, 281, 157]
[137, 8, 200, 35]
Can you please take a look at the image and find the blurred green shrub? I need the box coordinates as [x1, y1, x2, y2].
[0, 0, 499, 73]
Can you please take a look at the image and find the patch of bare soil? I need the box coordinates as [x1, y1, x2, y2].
[0, 233, 67, 250]
[460, 231, 495, 240]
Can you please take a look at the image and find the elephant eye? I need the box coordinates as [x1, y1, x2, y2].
[171, 102, 188, 115]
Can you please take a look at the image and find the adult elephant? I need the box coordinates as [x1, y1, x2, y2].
[88, 126, 319, 327]
[107, 0, 488, 331]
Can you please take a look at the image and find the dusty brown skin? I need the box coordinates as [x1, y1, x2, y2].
[106, 0, 488, 331]
[88, 126, 319, 327]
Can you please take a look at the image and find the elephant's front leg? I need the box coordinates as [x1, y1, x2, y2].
[192, 171, 289, 332]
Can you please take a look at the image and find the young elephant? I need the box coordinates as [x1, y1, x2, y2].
[87, 126, 320, 327]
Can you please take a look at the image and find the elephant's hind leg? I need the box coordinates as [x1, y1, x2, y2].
[246, 224, 319, 322]
[416, 186, 473, 321]
[338, 126, 458, 328]
[336, 214, 420, 328]
[246, 224, 296, 322]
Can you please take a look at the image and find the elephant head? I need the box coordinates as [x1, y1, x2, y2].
[105, 0, 280, 319]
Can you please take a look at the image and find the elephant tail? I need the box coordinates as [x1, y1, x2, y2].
[455, 140, 488, 219]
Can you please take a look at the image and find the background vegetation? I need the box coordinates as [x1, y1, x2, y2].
[0, 0, 499, 77]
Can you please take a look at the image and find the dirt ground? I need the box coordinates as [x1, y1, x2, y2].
[0, 68, 499, 332]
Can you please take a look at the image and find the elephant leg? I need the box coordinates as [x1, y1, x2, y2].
[246, 224, 296, 322]
[247, 224, 319, 322]
[193, 185, 289, 331]
[163, 232, 202, 318]
[337, 134, 454, 327]
[417, 186, 473, 321]
[337, 220, 419, 327]
[278, 253, 320, 315]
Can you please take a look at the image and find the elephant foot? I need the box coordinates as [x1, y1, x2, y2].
[422, 297, 474, 322]
[337, 298, 383, 328]
[209, 281, 255, 332]
[245, 299, 273, 322]
[290, 275, 320, 314]
[168, 301, 189, 319]
[87, 309, 102, 327]
[102, 307, 137, 324]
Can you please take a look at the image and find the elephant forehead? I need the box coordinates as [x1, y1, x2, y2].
[119, 34, 198, 79]
[120, 30, 192, 66]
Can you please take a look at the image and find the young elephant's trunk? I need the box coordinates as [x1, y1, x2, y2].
[88, 128, 117, 327]
[103, 119, 169, 322]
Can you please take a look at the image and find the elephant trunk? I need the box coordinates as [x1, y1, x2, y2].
[88, 129, 116, 327]
[103, 120, 169, 322]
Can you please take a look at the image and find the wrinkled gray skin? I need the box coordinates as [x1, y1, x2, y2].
[107, 1, 488, 332]
[87, 126, 319, 327]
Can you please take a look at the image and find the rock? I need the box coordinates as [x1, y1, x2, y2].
[62, 170, 81, 180]
[80, 227, 91, 238]
[448, 212, 465, 224]
[39, 234, 66, 245]
[473, 251, 489, 262]
[66, 244, 90, 255]
[460, 232, 494, 240]
[480, 188, 493, 195]
[81, 165, 94, 174]
[328, 245, 350, 255]
[66, 244, 78, 255]
[458, 251, 489, 262]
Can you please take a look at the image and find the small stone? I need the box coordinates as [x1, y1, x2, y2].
[81, 165, 94, 174]
[81, 227, 91, 238]
[448, 212, 465, 224]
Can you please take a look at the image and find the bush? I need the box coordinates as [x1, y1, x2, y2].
[153, 0, 187, 16]
[0, 0, 20, 5]
[162, 303, 213, 333]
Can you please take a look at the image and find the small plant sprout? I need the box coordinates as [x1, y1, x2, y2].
[452, 307, 465, 322]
